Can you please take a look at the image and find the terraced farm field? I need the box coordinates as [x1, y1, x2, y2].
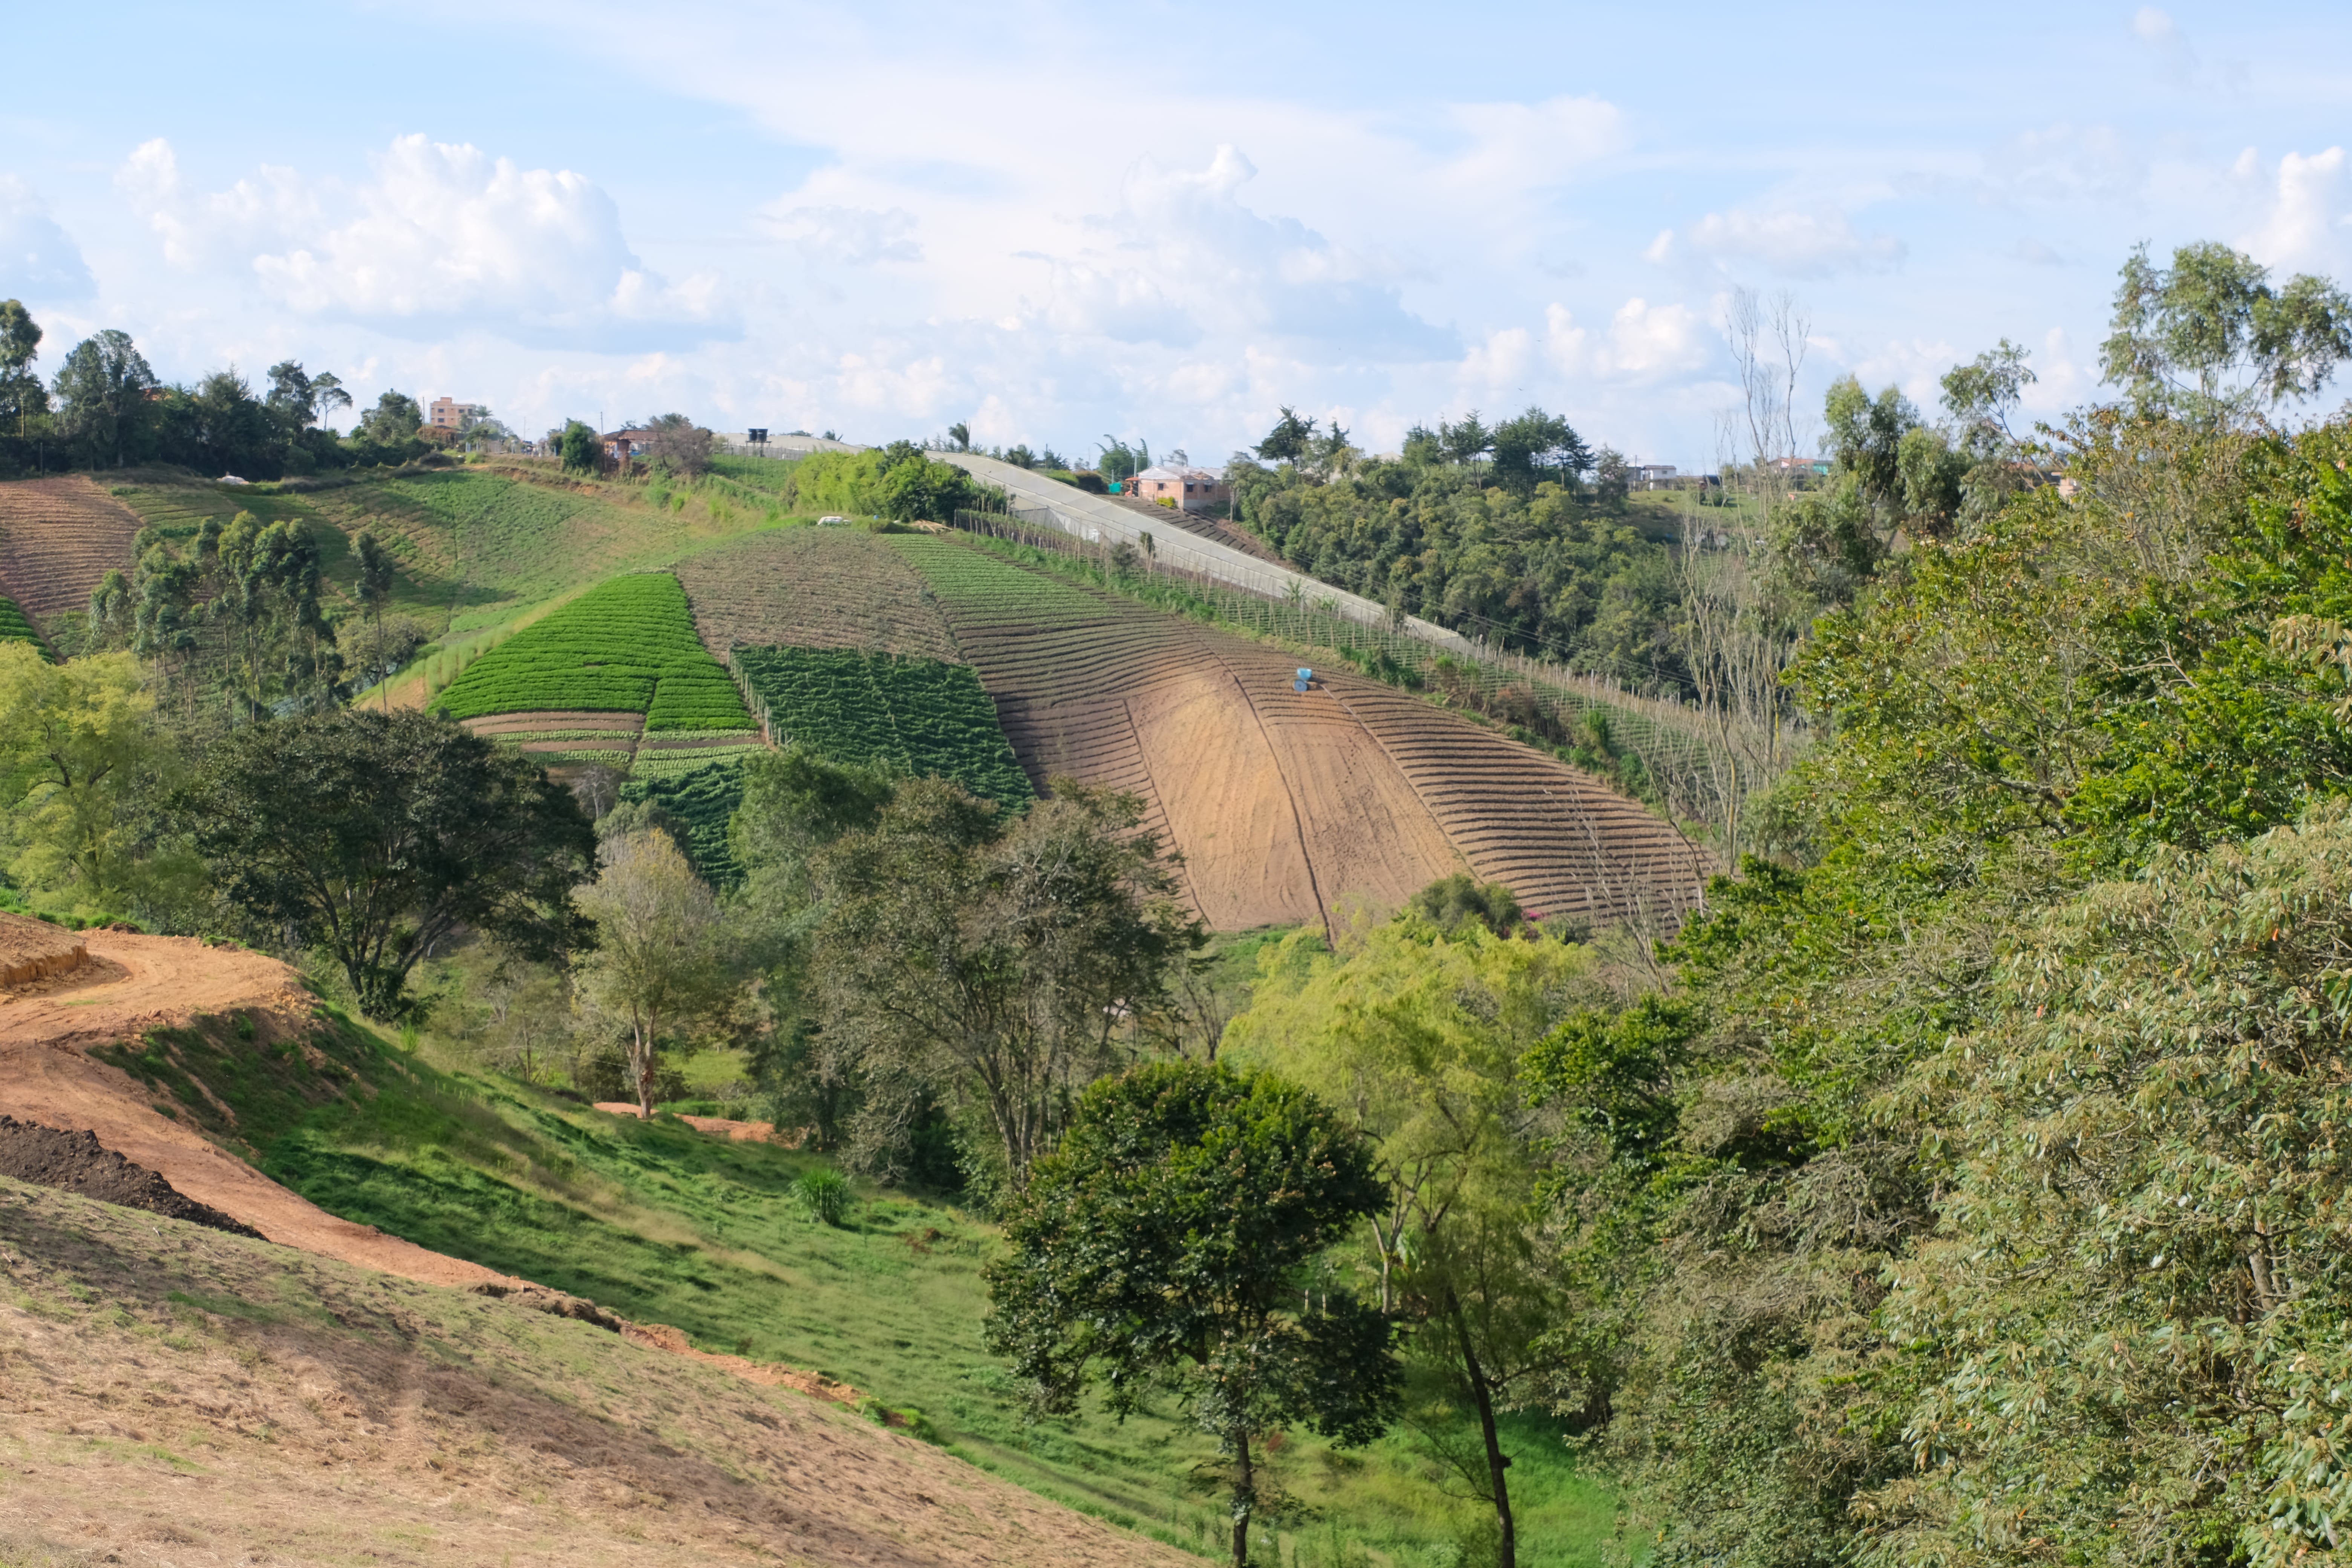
[621, 756, 749, 886]
[0, 590, 45, 655]
[885, 535, 1710, 930]
[432, 574, 755, 739]
[674, 527, 963, 662]
[735, 645, 1031, 805]
[0, 475, 143, 622]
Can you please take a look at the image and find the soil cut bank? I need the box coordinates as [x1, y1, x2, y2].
[0, 1115, 261, 1236]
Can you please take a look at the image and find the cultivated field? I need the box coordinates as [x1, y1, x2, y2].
[0, 474, 144, 622]
[0, 590, 43, 655]
[432, 574, 754, 732]
[885, 536, 1711, 930]
[735, 645, 1032, 806]
[675, 526, 965, 663]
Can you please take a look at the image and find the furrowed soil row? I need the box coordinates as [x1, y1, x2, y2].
[0, 476, 144, 620]
[891, 534, 1709, 931]
[675, 528, 965, 663]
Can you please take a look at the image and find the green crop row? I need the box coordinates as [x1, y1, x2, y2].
[629, 746, 764, 781]
[884, 536, 1107, 625]
[619, 755, 746, 887]
[734, 645, 1032, 807]
[432, 573, 752, 731]
[0, 593, 47, 659]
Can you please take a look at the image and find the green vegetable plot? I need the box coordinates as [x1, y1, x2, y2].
[0, 592, 47, 658]
[619, 756, 747, 887]
[432, 573, 753, 732]
[734, 645, 1033, 806]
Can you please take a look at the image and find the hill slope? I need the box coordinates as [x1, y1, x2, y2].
[0, 474, 143, 622]
[0, 1178, 1200, 1568]
[884, 534, 1710, 929]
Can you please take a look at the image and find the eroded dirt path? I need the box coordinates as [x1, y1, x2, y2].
[0, 932, 514, 1290]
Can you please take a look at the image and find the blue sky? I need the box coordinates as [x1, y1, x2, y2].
[3, 1, 2349, 469]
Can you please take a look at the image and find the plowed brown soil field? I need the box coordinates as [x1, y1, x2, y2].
[882, 536, 1711, 930]
[0, 474, 143, 621]
[675, 528, 964, 662]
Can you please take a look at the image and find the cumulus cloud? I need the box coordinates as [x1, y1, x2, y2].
[1025, 145, 1455, 361]
[1543, 299, 1710, 384]
[2240, 147, 2350, 274]
[122, 135, 733, 349]
[0, 178, 95, 300]
[764, 204, 921, 266]
[1648, 207, 1905, 279]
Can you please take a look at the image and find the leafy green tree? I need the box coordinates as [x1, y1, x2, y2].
[0, 299, 46, 438]
[1254, 406, 1317, 467]
[1439, 411, 1492, 466]
[728, 746, 900, 1150]
[172, 368, 282, 477]
[2101, 239, 2352, 424]
[354, 390, 423, 445]
[353, 532, 395, 704]
[1227, 920, 1596, 1567]
[0, 645, 198, 922]
[873, 439, 982, 521]
[812, 776, 1199, 1185]
[264, 360, 318, 427]
[558, 418, 599, 473]
[645, 412, 713, 476]
[51, 329, 158, 468]
[1489, 406, 1590, 496]
[946, 420, 971, 452]
[986, 1060, 1402, 1568]
[1095, 433, 1150, 483]
[182, 709, 595, 1019]
[211, 511, 338, 717]
[573, 825, 733, 1117]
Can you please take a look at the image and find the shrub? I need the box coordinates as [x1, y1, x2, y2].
[794, 1168, 852, 1227]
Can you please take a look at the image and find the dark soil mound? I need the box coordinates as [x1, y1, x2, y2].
[0, 1116, 262, 1238]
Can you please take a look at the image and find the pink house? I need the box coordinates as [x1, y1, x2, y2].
[1127, 464, 1229, 513]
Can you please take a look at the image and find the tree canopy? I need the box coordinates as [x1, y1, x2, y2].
[182, 709, 595, 1019]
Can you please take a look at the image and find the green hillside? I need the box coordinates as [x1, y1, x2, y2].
[432, 573, 752, 730]
[96, 1006, 1617, 1566]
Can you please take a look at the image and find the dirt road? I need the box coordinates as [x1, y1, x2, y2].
[0, 930, 514, 1290]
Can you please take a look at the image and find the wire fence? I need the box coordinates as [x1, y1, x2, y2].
[945, 507, 1777, 829]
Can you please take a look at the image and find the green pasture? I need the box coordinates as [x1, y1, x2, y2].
[95, 1005, 1622, 1566]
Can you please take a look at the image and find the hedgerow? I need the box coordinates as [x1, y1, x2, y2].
[431, 573, 753, 732]
[734, 645, 1032, 806]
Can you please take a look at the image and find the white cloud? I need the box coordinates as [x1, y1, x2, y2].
[123, 135, 734, 350]
[2240, 147, 2350, 274]
[1544, 299, 1710, 384]
[0, 178, 94, 301]
[1987, 122, 2144, 204]
[763, 204, 921, 266]
[1649, 207, 1905, 279]
[1442, 96, 1625, 198]
[2131, 7, 2178, 45]
[1026, 145, 1455, 361]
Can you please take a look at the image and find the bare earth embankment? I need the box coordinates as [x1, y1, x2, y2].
[0, 927, 1200, 1566]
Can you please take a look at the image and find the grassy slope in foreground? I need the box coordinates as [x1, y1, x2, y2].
[736, 645, 1033, 807]
[432, 572, 752, 731]
[98, 1008, 1619, 1566]
[0, 1176, 1195, 1568]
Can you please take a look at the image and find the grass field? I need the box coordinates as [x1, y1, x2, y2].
[735, 645, 1032, 806]
[97, 1006, 1623, 1566]
[431, 573, 754, 732]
